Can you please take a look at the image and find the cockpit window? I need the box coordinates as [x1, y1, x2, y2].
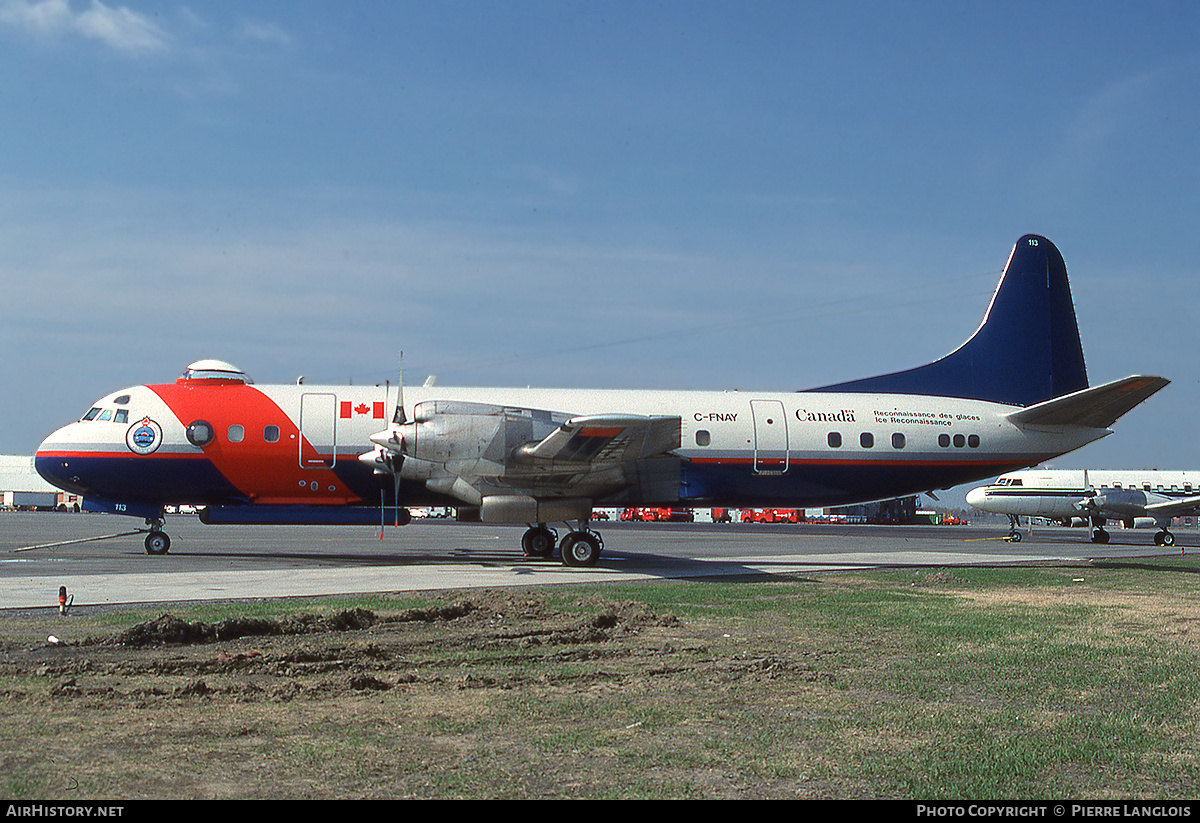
[82, 408, 136, 422]
[114, 395, 131, 405]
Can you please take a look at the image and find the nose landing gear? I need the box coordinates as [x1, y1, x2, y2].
[143, 517, 171, 555]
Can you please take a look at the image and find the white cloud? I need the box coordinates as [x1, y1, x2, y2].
[0, 0, 169, 55]
[236, 19, 292, 48]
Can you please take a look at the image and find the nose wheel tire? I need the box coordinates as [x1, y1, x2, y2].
[144, 531, 171, 555]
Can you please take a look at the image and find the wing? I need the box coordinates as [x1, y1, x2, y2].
[366, 402, 683, 520]
[1145, 495, 1200, 518]
[513, 414, 682, 468]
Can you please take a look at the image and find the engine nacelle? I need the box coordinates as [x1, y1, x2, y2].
[1092, 488, 1152, 518]
[480, 495, 592, 524]
[375, 401, 539, 467]
[399, 414, 499, 465]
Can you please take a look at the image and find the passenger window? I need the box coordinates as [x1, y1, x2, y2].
[114, 410, 128, 424]
[227, 424, 245, 443]
[967, 434, 980, 448]
[938, 434, 950, 448]
[953, 434, 965, 448]
[264, 425, 281, 443]
[892, 433, 905, 449]
[828, 432, 842, 448]
[860, 432, 874, 448]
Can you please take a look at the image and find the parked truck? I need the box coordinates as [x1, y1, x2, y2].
[740, 508, 803, 524]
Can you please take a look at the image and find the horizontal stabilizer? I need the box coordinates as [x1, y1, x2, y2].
[515, 414, 681, 466]
[1004, 375, 1169, 429]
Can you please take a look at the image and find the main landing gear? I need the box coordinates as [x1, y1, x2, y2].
[1086, 519, 1178, 549]
[521, 522, 604, 567]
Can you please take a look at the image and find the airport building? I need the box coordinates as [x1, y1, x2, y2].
[0, 455, 80, 510]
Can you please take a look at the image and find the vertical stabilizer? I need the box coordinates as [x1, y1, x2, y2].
[808, 235, 1088, 407]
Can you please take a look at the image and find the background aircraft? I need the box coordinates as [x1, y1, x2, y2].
[35, 235, 1167, 565]
[967, 469, 1200, 546]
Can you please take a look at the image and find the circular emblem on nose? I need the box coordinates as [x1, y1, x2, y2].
[126, 417, 163, 455]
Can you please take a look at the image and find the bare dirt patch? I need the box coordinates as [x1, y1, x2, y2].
[3, 589, 818, 799]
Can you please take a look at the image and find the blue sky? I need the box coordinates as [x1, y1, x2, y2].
[2, 0, 1198, 500]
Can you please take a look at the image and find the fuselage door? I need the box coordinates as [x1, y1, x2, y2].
[299, 392, 337, 469]
[750, 399, 788, 474]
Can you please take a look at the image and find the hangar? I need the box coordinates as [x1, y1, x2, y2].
[0, 455, 79, 510]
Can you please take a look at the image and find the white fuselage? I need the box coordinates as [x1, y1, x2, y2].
[967, 469, 1200, 521]
[35, 375, 1111, 515]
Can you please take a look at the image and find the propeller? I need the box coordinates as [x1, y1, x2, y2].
[1073, 469, 1106, 521]
[362, 353, 410, 535]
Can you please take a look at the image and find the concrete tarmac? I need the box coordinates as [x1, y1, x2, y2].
[1, 512, 1192, 610]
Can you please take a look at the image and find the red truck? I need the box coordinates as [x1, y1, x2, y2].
[620, 507, 695, 522]
[740, 508, 803, 524]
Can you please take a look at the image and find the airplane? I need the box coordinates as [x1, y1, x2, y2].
[34, 234, 1168, 566]
[967, 469, 1200, 547]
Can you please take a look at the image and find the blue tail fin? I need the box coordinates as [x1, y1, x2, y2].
[808, 234, 1088, 407]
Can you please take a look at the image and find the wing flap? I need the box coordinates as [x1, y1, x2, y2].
[1004, 375, 1169, 429]
[515, 414, 681, 467]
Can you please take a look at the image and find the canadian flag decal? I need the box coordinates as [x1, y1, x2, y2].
[340, 401, 388, 419]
